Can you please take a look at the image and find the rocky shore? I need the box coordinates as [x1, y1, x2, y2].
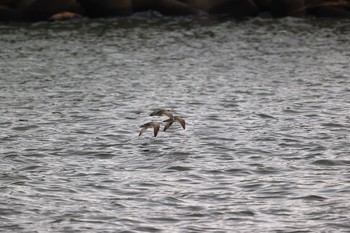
[0, 0, 349, 22]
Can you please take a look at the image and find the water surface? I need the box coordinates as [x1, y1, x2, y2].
[0, 17, 350, 232]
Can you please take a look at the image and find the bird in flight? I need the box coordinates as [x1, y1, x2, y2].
[163, 116, 185, 131]
[139, 122, 160, 137]
[139, 109, 185, 137]
[150, 109, 174, 119]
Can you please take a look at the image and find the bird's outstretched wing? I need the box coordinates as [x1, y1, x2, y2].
[176, 116, 185, 129]
[163, 121, 173, 131]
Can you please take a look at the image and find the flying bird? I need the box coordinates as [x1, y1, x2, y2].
[163, 116, 185, 131]
[150, 109, 174, 119]
[139, 122, 160, 137]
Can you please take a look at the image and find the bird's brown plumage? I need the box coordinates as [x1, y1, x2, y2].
[163, 116, 185, 131]
[139, 122, 160, 137]
[150, 110, 174, 119]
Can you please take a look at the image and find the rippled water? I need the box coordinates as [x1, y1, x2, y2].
[1, 17, 350, 232]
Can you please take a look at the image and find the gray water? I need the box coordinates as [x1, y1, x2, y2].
[1, 17, 350, 233]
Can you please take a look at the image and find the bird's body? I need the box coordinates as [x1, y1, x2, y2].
[139, 122, 160, 137]
[150, 110, 173, 119]
[163, 116, 185, 131]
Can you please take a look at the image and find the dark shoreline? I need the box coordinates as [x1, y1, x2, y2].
[1, 0, 350, 22]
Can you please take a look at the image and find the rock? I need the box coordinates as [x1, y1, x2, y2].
[304, 0, 350, 18]
[21, 0, 83, 21]
[0, 5, 22, 20]
[76, 0, 132, 18]
[156, 0, 200, 16]
[131, 0, 155, 14]
[308, 6, 350, 18]
[48, 11, 82, 21]
[132, 0, 200, 16]
[182, 0, 258, 18]
[8, 0, 36, 9]
[131, 0, 156, 12]
[253, 0, 271, 12]
[210, 0, 258, 18]
[271, 0, 305, 17]
[0, 0, 14, 6]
